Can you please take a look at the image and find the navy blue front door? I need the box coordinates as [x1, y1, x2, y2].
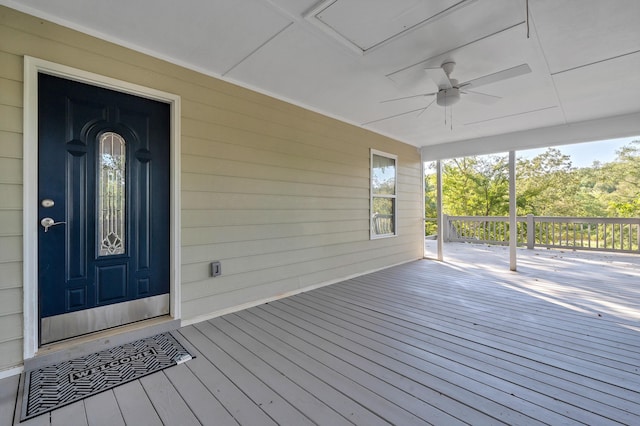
[38, 73, 170, 344]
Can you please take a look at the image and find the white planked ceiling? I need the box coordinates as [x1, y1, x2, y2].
[4, 0, 640, 149]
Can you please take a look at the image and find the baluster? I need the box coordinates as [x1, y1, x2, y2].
[620, 223, 624, 251]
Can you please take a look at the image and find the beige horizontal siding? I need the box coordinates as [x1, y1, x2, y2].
[0, 210, 22, 236]
[181, 235, 418, 285]
[0, 5, 423, 370]
[181, 209, 369, 228]
[0, 158, 21, 184]
[0, 261, 21, 291]
[0, 184, 22, 209]
[182, 236, 415, 294]
[0, 338, 21, 371]
[182, 156, 368, 189]
[182, 175, 368, 200]
[0, 236, 21, 265]
[0, 105, 21, 133]
[0, 78, 21, 107]
[0, 313, 21, 344]
[182, 249, 418, 318]
[182, 230, 368, 264]
[181, 192, 368, 213]
[0, 51, 23, 81]
[182, 136, 367, 176]
[0, 131, 22, 158]
[0, 288, 21, 316]
[0, 311, 22, 371]
[182, 220, 370, 246]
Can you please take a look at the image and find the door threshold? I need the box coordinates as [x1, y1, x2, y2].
[25, 316, 180, 372]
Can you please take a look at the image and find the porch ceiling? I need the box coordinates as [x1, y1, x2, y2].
[4, 0, 640, 150]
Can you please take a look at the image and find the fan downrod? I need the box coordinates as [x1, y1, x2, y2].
[437, 62, 459, 106]
[441, 61, 456, 76]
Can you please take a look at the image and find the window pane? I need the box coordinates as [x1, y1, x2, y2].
[372, 154, 396, 195]
[372, 197, 395, 235]
[98, 132, 126, 256]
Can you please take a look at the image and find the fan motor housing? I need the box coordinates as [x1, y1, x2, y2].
[437, 88, 460, 107]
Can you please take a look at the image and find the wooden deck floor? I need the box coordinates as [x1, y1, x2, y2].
[3, 244, 640, 425]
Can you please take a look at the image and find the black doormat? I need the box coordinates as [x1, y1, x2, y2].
[21, 332, 193, 421]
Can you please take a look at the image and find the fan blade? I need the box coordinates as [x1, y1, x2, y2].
[459, 64, 531, 90]
[425, 67, 452, 90]
[461, 90, 501, 105]
[380, 92, 437, 103]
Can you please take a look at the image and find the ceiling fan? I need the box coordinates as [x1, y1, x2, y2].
[382, 61, 532, 114]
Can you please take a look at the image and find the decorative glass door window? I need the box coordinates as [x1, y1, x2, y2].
[98, 132, 126, 256]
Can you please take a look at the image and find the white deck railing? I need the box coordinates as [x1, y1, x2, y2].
[437, 215, 640, 253]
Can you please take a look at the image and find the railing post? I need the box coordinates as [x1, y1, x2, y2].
[526, 214, 535, 249]
[443, 214, 449, 242]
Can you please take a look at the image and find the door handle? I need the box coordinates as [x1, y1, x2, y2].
[41, 217, 66, 232]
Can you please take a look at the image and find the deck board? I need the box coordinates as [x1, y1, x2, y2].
[269, 298, 554, 425]
[326, 279, 640, 394]
[196, 319, 350, 426]
[112, 380, 163, 426]
[328, 278, 637, 398]
[211, 315, 387, 425]
[221, 311, 392, 426]
[242, 307, 431, 425]
[177, 327, 279, 426]
[289, 290, 628, 425]
[3, 243, 640, 425]
[50, 401, 87, 426]
[0, 373, 18, 425]
[303, 288, 640, 424]
[181, 324, 313, 426]
[139, 371, 200, 426]
[82, 390, 125, 426]
[333, 280, 640, 382]
[403, 271, 640, 376]
[163, 363, 238, 426]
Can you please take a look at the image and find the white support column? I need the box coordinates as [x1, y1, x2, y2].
[436, 160, 444, 261]
[509, 150, 517, 271]
[421, 151, 426, 258]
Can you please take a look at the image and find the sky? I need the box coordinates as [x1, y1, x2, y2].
[423, 135, 640, 174]
[518, 135, 639, 168]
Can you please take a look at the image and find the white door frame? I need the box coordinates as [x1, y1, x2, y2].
[23, 56, 181, 359]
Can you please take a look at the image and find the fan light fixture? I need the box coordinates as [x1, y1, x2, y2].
[436, 87, 460, 107]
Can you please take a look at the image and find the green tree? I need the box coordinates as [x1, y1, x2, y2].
[441, 155, 510, 216]
[593, 141, 640, 217]
[425, 141, 640, 238]
[424, 166, 438, 235]
[515, 148, 580, 216]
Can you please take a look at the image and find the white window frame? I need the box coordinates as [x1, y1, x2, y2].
[370, 149, 398, 239]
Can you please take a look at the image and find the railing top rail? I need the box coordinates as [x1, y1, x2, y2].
[439, 215, 640, 224]
[443, 215, 528, 221]
[533, 216, 640, 224]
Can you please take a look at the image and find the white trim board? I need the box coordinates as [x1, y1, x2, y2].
[421, 112, 640, 161]
[22, 56, 182, 360]
[0, 365, 23, 380]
